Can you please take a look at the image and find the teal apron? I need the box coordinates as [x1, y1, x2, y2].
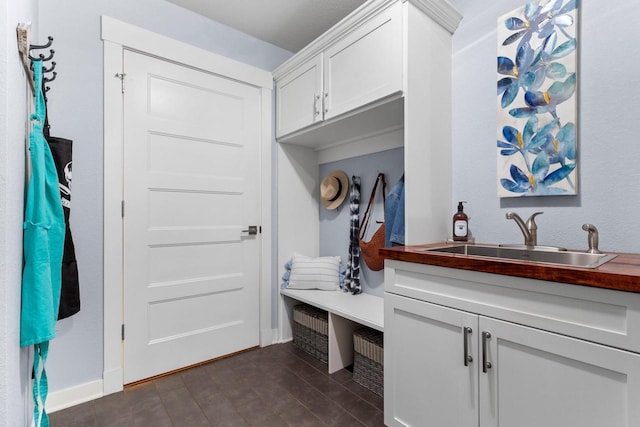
[21, 60, 65, 427]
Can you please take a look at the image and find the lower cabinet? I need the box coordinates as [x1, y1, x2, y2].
[385, 292, 640, 427]
[384, 293, 478, 426]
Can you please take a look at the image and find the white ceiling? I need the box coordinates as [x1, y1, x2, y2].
[164, 0, 368, 52]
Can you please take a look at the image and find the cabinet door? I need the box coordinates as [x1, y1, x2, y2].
[385, 293, 478, 427]
[479, 317, 640, 427]
[275, 54, 322, 137]
[323, 3, 402, 120]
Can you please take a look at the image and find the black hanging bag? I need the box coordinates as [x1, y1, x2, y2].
[46, 135, 80, 319]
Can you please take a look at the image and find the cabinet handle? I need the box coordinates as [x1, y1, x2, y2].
[313, 94, 320, 117]
[482, 331, 492, 373]
[463, 326, 473, 366]
[324, 92, 328, 114]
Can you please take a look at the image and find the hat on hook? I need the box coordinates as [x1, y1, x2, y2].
[320, 170, 349, 210]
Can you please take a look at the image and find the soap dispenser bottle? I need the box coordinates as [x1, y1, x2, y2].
[453, 201, 468, 242]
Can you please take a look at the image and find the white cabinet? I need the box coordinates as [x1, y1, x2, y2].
[479, 316, 640, 427]
[322, 3, 402, 121]
[385, 293, 478, 426]
[275, 54, 322, 137]
[275, 2, 402, 139]
[385, 261, 640, 427]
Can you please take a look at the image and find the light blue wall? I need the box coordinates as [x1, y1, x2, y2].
[2, 1, 39, 425]
[449, 0, 640, 253]
[36, 0, 291, 392]
[319, 148, 404, 297]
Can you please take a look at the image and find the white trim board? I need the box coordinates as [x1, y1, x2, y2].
[101, 16, 273, 89]
[101, 16, 273, 398]
[47, 380, 103, 414]
[317, 127, 404, 164]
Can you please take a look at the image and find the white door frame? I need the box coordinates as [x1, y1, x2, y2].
[102, 16, 273, 395]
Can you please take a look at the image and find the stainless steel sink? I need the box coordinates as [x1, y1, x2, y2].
[422, 244, 617, 269]
[498, 244, 567, 251]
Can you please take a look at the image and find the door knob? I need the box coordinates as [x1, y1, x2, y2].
[241, 225, 258, 235]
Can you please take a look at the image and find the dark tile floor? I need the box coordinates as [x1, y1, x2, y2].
[49, 342, 384, 426]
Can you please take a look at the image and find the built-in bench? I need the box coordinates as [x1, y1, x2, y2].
[280, 288, 384, 373]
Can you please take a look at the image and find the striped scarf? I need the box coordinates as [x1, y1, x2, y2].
[344, 176, 361, 295]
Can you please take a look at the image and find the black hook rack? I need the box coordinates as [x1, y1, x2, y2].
[28, 36, 56, 136]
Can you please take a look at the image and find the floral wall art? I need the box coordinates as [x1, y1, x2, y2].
[497, 0, 578, 197]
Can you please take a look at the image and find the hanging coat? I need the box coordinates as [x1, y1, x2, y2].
[46, 135, 80, 319]
[21, 60, 65, 427]
[384, 174, 405, 247]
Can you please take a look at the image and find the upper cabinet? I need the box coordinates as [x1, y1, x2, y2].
[276, 54, 323, 138]
[274, 1, 404, 142]
[274, 0, 462, 153]
[322, 3, 402, 122]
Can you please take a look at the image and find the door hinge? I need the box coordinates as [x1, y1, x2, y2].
[121, 324, 125, 341]
[115, 73, 126, 93]
[121, 200, 125, 218]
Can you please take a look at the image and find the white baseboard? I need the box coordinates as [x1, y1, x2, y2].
[260, 328, 281, 347]
[46, 380, 103, 413]
[271, 328, 280, 344]
[102, 366, 124, 396]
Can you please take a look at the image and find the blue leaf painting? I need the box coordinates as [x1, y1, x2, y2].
[497, 0, 578, 197]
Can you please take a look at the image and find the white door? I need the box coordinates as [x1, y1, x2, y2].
[122, 50, 261, 383]
[384, 293, 479, 427]
[479, 317, 640, 427]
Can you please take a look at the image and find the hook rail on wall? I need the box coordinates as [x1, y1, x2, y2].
[16, 23, 57, 102]
[28, 36, 57, 106]
[17, 23, 58, 136]
[16, 23, 34, 92]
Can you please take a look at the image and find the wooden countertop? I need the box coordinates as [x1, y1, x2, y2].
[380, 243, 640, 293]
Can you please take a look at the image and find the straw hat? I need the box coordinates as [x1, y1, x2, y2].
[320, 170, 349, 210]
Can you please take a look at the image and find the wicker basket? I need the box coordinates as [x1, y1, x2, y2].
[353, 327, 384, 396]
[292, 304, 328, 363]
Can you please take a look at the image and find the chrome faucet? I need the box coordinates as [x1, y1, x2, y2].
[505, 211, 543, 246]
[582, 223, 602, 254]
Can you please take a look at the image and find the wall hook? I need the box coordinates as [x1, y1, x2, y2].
[29, 36, 53, 50]
[29, 49, 54, 62]
[43, 61, 56, 73]
[43, 71, 57, 83]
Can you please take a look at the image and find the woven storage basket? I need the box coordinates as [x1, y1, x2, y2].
[292, 304, 328, 363]
[353, 327, 384, 396]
